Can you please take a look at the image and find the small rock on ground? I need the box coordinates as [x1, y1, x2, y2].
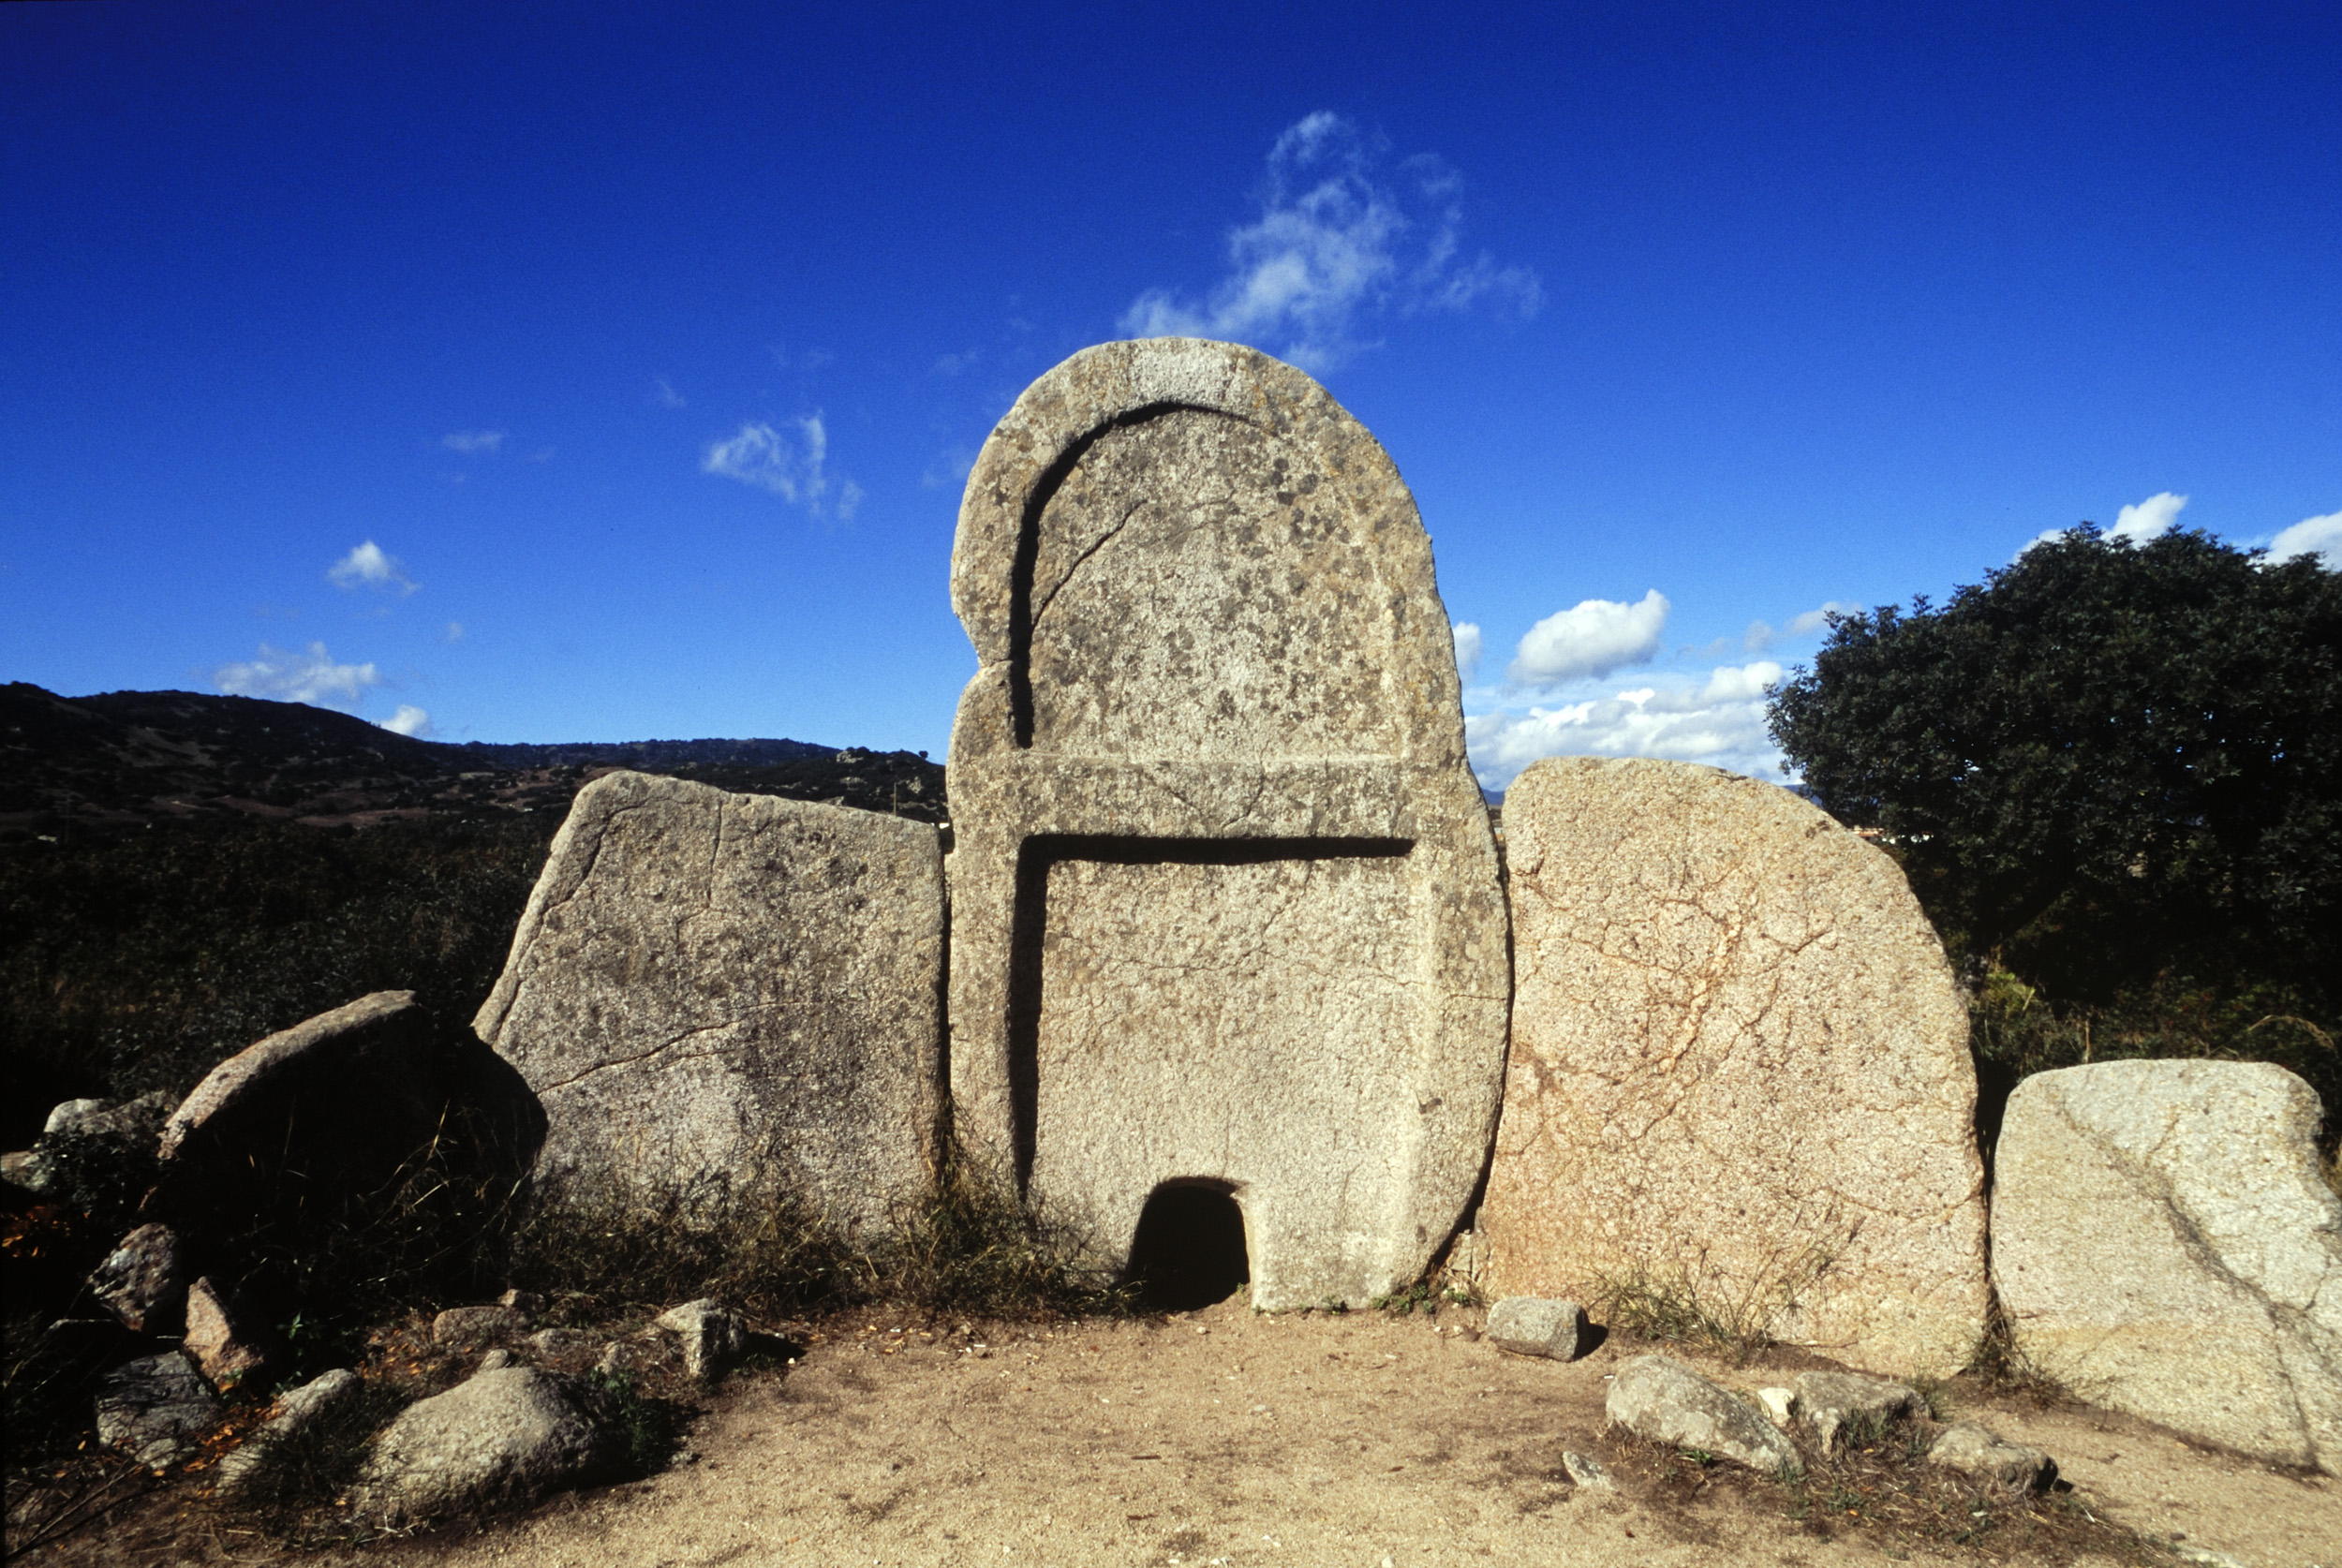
[88, 1223, 185, 1335]
[656, 1298, 747, 1381]
[434, 1303, 526, 1347]
[350, 1366, 626, 1527]
[96, 1351, 222, 1468]
[1484, 1296, 1588, 1361]
[1605, 1354, 1801, 1475]
[1792, 1369, 1929, 1453]
[217, 1368, 366, 1491]
[184, 1277, 272, 1387]
[1561, 1449, 1614, 1488]
[1928, 1420, 2056, 1491]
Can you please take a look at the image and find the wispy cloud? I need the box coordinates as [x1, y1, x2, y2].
[441, 430, 506, 454]
[444, 621, 466, 643]
[2266, 508, 2341, 567]
[1467, 662, 1787, 791]
[1452, 621, 1483, 680]
[654, 377, 687, 408]
[327, 540, 419, 596]
[933, 350, 979, 376]
[702, 415, 863, 520]
[1507, 590, 1668, 687]
[1735, 599, 1859, 654]
[1120, 111, 1541, 372]
[213, 642, 382, 709]
[378, 704, 434, 737]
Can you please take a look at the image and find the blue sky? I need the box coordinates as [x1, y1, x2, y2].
[4, 2, 2335, 788]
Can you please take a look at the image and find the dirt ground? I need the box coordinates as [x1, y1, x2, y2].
[25, 1294, 2341, 1568]
[311, 1296, 2333, 1568]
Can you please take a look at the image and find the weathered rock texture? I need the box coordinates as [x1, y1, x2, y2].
[1927, 1422, 2056, 1491]
[476, 772, 943, 1235]
[352, 1366, 624, 1526]
[88, 1223, 185, 1335]
[156, 991, 442, 1222]
[96, 1351, 222, 1468]
[1993, 1059, 2342, 1474]
[1604, 1354, 1799, 1475]
[943, 338, 1509, 1310]
[1478, 757, 1988, 1378]
[1485, 1297, 1588, 1361]
[217, 1368, 365, 1492]
[183, 1276, 273, 1387]
[1791, 1369, 1928, 1454]
[657, 1298, 748, 1381]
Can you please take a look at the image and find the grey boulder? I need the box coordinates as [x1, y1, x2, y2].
[217, 1368, 367, 1492]
[656, 1298, 747, 1381]
[1484, 1297, 1589, 1361]
[1792, 1369, 1929, 1453]
[184, 1277, 274, 1388]
[88, 1223, 185, 1335]
[1927, 1421, 2056, 1491]
[1991, 1059, 2342, 1474]
[1605, 1354, 1801, 1475]
[96, 1351, 222, 1468]
[433, 1303, 527, 1348]
[350, 1366, 626, 1526]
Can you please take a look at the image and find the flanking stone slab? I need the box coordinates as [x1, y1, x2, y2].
[1993, 1059, 2342, 1474]
[475, 772, 943, 1236]
[1478, 756, 1988, 1378]
[943, 338, 1509, 1311]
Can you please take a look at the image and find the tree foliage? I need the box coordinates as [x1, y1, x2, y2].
[1768, 525, 2341, 1009]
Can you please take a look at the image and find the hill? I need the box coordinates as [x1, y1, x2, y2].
[0, 685, 945, 1145]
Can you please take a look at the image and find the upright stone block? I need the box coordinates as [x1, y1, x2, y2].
[1478, 756, 1987, 1378]
[944, 337, 1509, 1310]
[1994, 1060, 2342, 1474]
[475, 772, 942, 1235]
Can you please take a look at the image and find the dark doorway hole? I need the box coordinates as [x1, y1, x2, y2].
[1123, 1182, 1250, 1311]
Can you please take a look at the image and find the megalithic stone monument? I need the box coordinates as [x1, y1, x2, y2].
[944, 337, 1510, 1309]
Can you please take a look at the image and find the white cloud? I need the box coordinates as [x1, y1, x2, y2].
[1119, 111, 1541, 372]
[2111, 491, 2186, 545]
[1786, 600, 1857, 638]
[213, 642, 381, 709]
[1452, 621, 1483, 679]
[327, 540, 418, 595]
[444, 621, 466, 643]
[2266, 509, 2342, 567]
[378, 704, 434, 737]
[1466, 661, 1787, 791]
[1507, 589, 1669, 686]
[441, 430, 506, 453]
[654, 377, 687, 408]
[702, 415, 859, 519]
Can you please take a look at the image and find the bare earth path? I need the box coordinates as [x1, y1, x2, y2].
[339, 1298, 2336, 1568]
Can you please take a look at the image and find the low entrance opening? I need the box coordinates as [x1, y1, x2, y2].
[1123, 1182, 1250, 1311]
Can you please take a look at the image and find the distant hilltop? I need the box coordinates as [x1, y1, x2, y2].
[0, 683, 943, 836]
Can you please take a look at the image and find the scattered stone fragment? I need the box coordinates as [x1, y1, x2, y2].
[1, 1149, 36, 1187]
[943, 337, 1510, 1311]
[526, 1327, 575, 1356]
[476, 773, 943, 1236]
[1605, 1354, 1801, 1476]
[95, 1351, 222, 1468]
[434, 1304, 525, 1348]
[47, 1090, 173, 1144]
[1927, 1421, 2056, 1492]
[88, 1223, 185, 1335]
[1561, 1450, 1614, 1488]
[184, 1277, 273, 1387]
[216, 1368, 366, 1492]
[1480, 756, 1990, 1378]
[597, 1338, 662, 1378]
[349, 1366, 626, 1526]
[1992, 1058, 2342, 1474]
[656, 1298, 748, 1381]
[1756, 1386, 1796, 1427]
[480, 1349, 517, 1371]
[1484, 1297, 1588, 1361]
[1792, 1369, 1929, 1453]
[497, 1288, 545, 1315]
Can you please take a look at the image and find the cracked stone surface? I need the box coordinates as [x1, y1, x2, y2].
[943, 338, 1509, 1310]
[1477, 756, 1987, 1378]
[476, 771, 943, 1236]
[1993, 1059, 2342, 1474]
